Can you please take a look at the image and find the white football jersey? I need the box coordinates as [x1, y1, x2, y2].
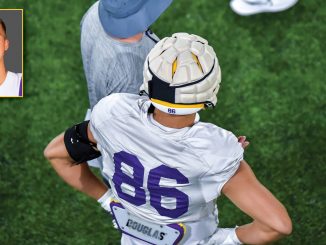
[90, 93, 243, 244]
[0, 71, 22, 97]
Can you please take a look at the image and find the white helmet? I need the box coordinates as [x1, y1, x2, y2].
[140, 32, 221, 115]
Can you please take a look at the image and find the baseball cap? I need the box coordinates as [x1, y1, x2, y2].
[99, 0, 172, 38]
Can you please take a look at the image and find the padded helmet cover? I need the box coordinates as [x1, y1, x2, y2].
[141, 33, 221, 115]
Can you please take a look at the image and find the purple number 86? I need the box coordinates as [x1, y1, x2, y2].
[112, 151, 189, 219]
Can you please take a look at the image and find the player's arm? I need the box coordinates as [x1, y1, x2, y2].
[221, 160, 292, 244]
[44, 121, 108, 200]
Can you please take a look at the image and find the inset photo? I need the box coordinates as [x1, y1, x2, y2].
[0, 9, 23, 98]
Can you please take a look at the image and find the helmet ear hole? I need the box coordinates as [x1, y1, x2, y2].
[204, 102, 215, 109]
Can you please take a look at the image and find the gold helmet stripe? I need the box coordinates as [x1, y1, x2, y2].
[151, 98, 204, 109]
[172, 58, 178, 77]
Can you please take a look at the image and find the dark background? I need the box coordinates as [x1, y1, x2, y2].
[0, 9, 22, 73]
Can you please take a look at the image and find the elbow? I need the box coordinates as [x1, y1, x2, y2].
[272, 209, 293, 236]
[43, 144, 52, 161]
[277, 216, 292, 236]
[44, 139, 58, 162]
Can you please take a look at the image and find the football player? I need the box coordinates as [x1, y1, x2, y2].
[81, 0, 172, 169]
[81, 0, 172, 109]
[45, 33, 291, 244]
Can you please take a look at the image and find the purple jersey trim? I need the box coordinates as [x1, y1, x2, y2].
[168, 223, 185, 245]
[19, 78, 22, 96]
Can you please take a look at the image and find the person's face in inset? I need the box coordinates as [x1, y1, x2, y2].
[0, 24, 9, 60]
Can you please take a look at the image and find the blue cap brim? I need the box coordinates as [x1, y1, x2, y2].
[99, 0, 172, 38]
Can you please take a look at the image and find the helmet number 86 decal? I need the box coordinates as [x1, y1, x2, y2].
[112, 151, 189, 219]
[168, 108, 176, 114]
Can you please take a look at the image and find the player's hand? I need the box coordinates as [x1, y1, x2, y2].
[97, 189, 118, 229]
[98, 189, 113, 213]
[238, 136, 249, 149]
[202, 228, 242, 245]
